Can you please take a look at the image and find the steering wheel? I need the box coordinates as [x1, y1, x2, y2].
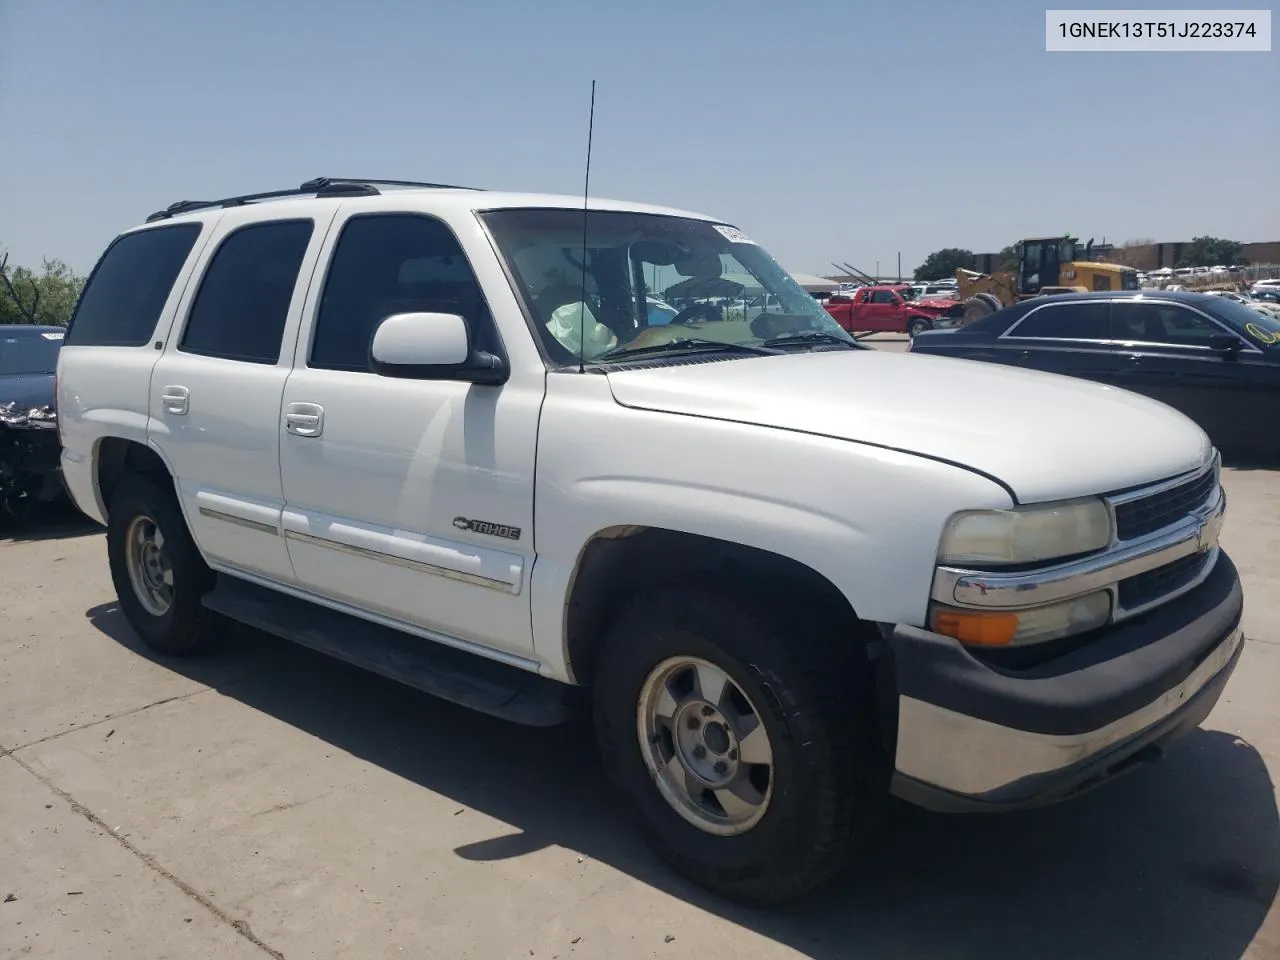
[668, 302, 722, 325]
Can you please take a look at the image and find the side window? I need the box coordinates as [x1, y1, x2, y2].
[1009, 302, 1111, 340]
[871, 291, 897, 304]
[179, 220, 314, 364]
[65, 224, 202, 346]
[1112, 303, 1224, 347]
[310, 214, 500, 373]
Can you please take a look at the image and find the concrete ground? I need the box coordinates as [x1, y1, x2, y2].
[2, 460, 1277, 957]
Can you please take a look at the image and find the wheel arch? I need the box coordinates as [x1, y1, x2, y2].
[94, 436, 176, 518]
[562, 525, 874, 688]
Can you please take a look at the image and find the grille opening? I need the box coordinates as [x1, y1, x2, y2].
[1118, 552, 1211, 610]
[1114, 469, 1216, 541]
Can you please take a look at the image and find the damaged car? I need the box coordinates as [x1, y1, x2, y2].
[0, 325, 66, 517]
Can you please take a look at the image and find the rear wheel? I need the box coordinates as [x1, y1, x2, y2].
[107, 473, 218, 656]
[593, 586, 886, 904]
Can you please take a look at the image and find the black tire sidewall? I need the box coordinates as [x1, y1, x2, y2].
[593, 588, 879, 899]
[107, 474, 213, 655]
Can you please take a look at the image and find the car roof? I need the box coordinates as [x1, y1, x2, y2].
[1029, 289, 1220, 305]
[123, 186, 723, 236]
[954, 289, 1230, 336]
[0, 324, 66, 334]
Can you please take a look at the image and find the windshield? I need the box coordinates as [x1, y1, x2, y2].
[1204, 298, 1280, 348]
[481, 209, 855, 364]
[0, 329, 63, 376]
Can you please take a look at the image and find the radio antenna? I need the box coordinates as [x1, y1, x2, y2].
[577, 80, 597, 374]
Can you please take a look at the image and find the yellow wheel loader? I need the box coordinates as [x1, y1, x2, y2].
[956, 236, 1140, 324]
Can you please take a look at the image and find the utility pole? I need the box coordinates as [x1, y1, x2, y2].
[875, 260, 880, 281]
[897, 251, 902, 282]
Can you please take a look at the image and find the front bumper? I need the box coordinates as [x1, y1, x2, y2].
[889, 550, 1244, 813]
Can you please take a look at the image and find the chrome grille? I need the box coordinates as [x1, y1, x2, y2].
[1113, 466, 1217, 541]
[1117, 551, 1212, 610]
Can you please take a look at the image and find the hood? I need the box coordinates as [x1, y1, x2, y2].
[604, 351, 1212, 504]
[0, 373, 56, 413]
[907, 299, 959, 315]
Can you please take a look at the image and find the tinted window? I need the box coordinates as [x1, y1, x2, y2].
[871, 291, 898, 304]
[1008, 302, 1110, 340]
[310, 215, 499, 372]
[1112, 302, 1224, 347]
[179, 220, 313, 364]
[0, 330, 62, 375]
[66, 224, 201, 346]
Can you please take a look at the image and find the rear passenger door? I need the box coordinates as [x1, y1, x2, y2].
[994, 301, 1124, 384]
[149, 206, 336, 584]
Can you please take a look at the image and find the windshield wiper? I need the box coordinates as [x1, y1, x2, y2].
[594, 337, 780, 362]
[761, 331, 862, 350]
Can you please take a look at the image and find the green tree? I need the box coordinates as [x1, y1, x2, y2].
[0, 249, 85, 326]
[996, 244, 1020, 273]
[914, 248, 975, 281]
[1176, 236, 1246, 268]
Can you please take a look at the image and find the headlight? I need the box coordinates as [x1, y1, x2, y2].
[931, 591, 1112, 647]
[938, 497, 1112, 567]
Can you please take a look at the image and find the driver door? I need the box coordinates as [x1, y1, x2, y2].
[864, 290, 899, 331]
[278, 210, 543, 660]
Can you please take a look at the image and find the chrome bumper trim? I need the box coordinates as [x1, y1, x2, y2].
[893, 626, 1243, 798]
[933, 486, 1225, 617]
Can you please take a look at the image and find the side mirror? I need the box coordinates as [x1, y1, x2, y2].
[1207, 334, 1242, 355]
[369, 313, 508, 385]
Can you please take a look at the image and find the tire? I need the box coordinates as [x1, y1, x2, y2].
[107, 473, 217, 656]
[593, 585, 886, 904]
[961, 295, 996, 325]
[906, 317, 931, 337]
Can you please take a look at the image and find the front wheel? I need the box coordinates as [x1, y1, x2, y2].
[107, 473, 217, 656]
[593, 586, 886, 904]
[906, 317, 932, 337]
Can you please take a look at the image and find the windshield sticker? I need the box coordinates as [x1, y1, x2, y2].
[713, 224, 756, 245]
[1244, 322, 1278, 345]
[41, 331, 65, 340]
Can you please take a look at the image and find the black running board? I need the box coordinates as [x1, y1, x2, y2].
[201, 574, 577, 726]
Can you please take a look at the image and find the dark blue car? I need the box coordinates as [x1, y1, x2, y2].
[1, 324, 63, 409]
[0, 324, 65, 516]
[908, 291, 1280, 457]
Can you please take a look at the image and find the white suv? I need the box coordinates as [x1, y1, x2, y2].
[57, 178, 1243, 903]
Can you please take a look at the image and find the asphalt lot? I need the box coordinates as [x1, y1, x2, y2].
[2, 367, 1277, 958]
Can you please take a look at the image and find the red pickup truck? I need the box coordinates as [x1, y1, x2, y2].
[824, 284, 963, 336]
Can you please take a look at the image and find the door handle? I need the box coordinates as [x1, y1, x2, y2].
[160, 385, 190, 416]
[285, 402, 325, 438]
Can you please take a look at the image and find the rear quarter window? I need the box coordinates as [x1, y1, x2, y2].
[66, 223, 202, 347]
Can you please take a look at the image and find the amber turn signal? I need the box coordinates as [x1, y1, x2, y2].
[931, 609, 1020, 646]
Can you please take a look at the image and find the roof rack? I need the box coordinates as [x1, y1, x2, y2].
[145, 177, 482, 223]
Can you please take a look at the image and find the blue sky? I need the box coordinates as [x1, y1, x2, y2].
[1, 0, 1276, 278]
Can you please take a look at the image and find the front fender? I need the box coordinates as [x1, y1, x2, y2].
[529, 373, 1013, 682]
